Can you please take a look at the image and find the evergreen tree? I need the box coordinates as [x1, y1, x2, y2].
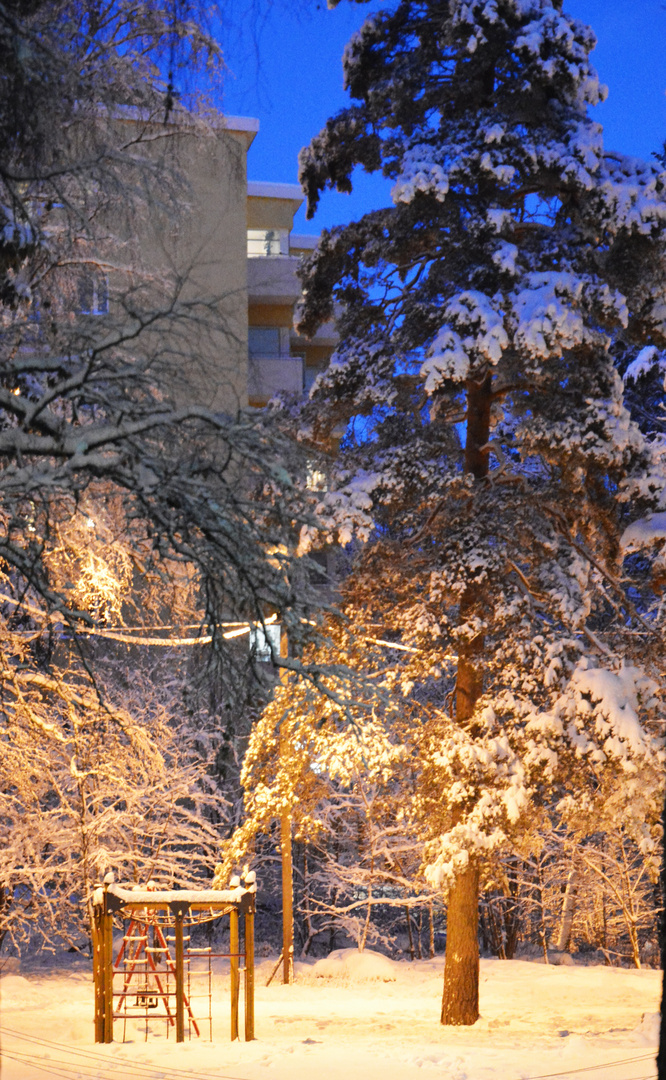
[293, 0, 666, 1024]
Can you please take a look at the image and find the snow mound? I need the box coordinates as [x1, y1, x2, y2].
[0, 974, 35, 1002]
[532, 951, 576, 966]
[311, 948, 398, 982]
[635, 1011, 660, 1043]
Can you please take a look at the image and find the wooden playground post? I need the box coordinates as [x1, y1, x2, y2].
[229, 905, 239, 1040]
[244, 895, 255, 1041]
[102, 892, 114, 1043]
[92, 901, 104, 1043]
[174, 912, 185, 1043]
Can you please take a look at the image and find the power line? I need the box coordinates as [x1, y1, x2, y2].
[0, 590, 278, 647]
[0, 1026, 250, 1080]
[520, 1052, 656, 1080]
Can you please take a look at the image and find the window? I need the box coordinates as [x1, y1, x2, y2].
[247, 229, 289, 257]
[248, 326, 282, 357]
[78, 271, 109, 315]
[248, 327, 292, 358]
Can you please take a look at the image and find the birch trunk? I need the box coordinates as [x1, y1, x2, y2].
[555, 868, 579, 953]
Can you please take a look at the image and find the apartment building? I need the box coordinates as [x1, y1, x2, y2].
[247, 180, 337, 407]
[127, 113, 335, 413]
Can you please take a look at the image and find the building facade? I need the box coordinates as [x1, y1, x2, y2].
[246, 180, 336, 407]
[132, 114, 335, 413]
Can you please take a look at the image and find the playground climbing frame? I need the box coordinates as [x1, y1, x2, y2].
[91, 877, 256, 1044]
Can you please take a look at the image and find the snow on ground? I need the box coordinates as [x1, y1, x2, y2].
[0, 948, 660, 1080]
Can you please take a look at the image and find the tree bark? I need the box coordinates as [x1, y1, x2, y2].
[555, 868, 578, 952]
[464, 372, 493, 480]
[406, 905, 414, 961]
[300, 845, 314, 959]
[281, 813, 294, 984]
[442, 861, 481, 1025]
[440, 371, 493, 1027]
[278, 629, 294, 985]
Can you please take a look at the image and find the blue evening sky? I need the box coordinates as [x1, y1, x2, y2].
[219, 0, 666, 235]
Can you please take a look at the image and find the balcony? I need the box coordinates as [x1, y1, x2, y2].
[247, 255, 301, 306]
[248, 354, 304, 402]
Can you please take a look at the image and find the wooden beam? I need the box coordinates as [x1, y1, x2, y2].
[102, 901, 114, 1043]
[174, 913, 185, 1043]
[92, 904, 104, 1043]
[244, 899, 255, 1041]
[230, 906, 239, 1041]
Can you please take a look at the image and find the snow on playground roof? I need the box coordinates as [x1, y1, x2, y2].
[93, 881, 256, 907]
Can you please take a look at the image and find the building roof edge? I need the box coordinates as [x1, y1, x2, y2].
[224, 115, 260, 133]
[248, 180, 304, 202]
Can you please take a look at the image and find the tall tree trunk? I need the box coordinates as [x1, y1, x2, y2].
[441, 373, 492, 1027]
[300, 845, 314, 959]
[406, 905, 414, 961]
[278, 630, 294, 984]
[442, 861, 481, 1025]
[281, 813, 294, 984]
[0, 885, 8, 954]
[463, 372, 493, 481]
[535, 858, 549, 963]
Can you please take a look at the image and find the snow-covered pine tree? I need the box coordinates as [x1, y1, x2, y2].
[294, 0, 666, 1024]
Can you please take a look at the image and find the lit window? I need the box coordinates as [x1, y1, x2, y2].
[78, 271, 109, 315]
[306, 464, 326, 491]
[250, 623, 281, 662]
[247, 229, 288, 257]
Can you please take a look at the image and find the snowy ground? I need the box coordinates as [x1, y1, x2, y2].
[0, 949, 660, 1080]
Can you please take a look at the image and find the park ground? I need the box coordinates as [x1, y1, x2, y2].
[0, 948, 661, 1080]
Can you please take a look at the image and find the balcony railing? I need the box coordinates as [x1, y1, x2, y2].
[247, 255, 301, 305]
[248, 354, 304, 401]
